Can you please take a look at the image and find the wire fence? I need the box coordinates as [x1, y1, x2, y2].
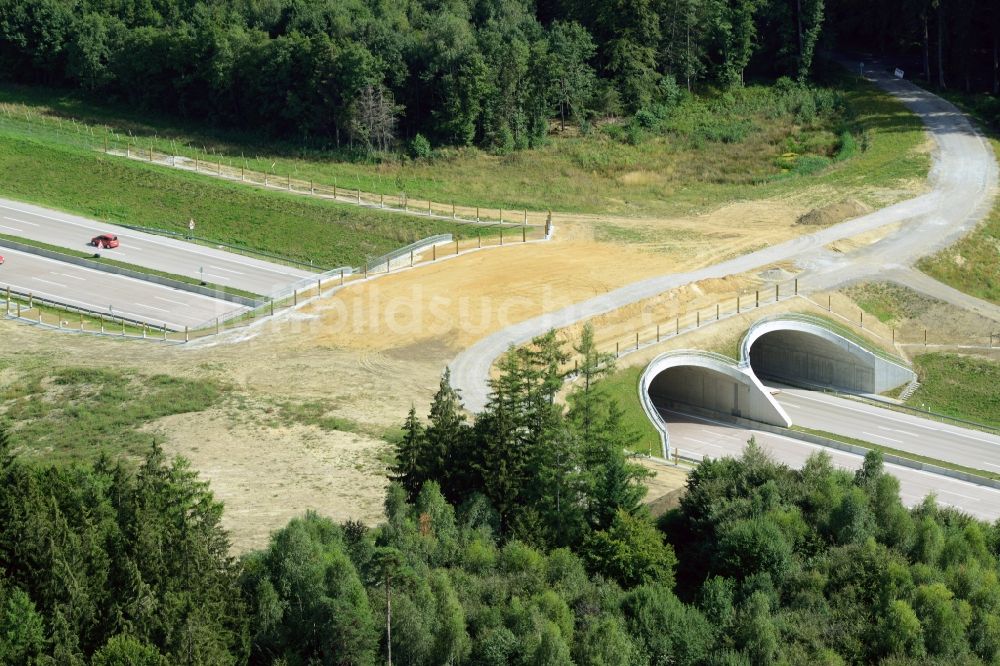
[3, 222, 547, 342]
[578, 278, 1000, 370]
[0, 102, 552, 231]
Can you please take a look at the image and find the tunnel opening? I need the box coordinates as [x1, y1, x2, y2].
[642, 353, 791, 431]
[648, 365, 748, 421]
[746, 328, 909, 394]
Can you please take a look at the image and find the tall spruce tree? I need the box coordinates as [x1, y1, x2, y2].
[393, 406, 426, 501]
[423, 368, 470, 502]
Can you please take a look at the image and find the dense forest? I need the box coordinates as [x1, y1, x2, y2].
[1, 0, 997, 152]
[3, 328, 1000, 664]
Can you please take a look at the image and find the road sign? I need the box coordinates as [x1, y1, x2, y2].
[188, 218, 195, 232]
[894, 68, 904, 79]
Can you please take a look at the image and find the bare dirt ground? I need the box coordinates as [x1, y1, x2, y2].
[140, 408, 391, 553]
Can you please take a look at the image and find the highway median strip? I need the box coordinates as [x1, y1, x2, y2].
[0, 231, 264, 303]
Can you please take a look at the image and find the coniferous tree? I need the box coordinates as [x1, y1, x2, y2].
[393, 406, 426, 502]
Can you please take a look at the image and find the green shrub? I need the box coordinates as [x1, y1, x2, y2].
[835, 130, 858, 161]
[792, 154, 832, 175]
[409, 133, 432, 159]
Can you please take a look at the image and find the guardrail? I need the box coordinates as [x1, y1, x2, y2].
[4, 285, 180, 341]
[0, 237, 263, 308]
[364, 234, 452, 272]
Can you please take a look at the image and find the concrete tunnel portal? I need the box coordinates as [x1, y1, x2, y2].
[639, 315, 916, 457]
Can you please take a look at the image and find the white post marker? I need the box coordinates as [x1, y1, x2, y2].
[188, 218, 195, 238]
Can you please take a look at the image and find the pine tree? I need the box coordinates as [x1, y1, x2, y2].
[393, 406, 426, 501]
[568, 323, 616, 448]
[587, 401, 651, 531]
[424, 368, 470, 501]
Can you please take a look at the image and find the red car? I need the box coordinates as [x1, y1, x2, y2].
[91, 234, 119, 249]
[0, 255, 4, 265]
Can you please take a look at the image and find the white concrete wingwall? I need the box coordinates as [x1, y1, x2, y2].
[739, 314, 916, 394]
[638, 315, 915, 458]
[639, 350, 792, 458]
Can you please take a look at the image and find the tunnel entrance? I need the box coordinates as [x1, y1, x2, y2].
[648, 365, 747, 419]
[748, 329, 882, 393]
[641, 352, 791, 432]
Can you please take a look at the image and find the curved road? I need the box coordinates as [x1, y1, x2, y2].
[451, 62, 998, 412]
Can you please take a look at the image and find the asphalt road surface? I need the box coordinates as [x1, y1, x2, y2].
[661, 408, 1000, 522]
[772, 386, 1000, 473]
[451, 61, 997, 412]
[0, 197, 318, 296]
[0, 246, 247, 329]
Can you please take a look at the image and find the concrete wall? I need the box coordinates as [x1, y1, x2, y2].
[741, 318, 915, 393]
[639, 351, 792, 456]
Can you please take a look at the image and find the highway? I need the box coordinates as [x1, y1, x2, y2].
[0, 197, 318, 296]
[660, 408, 1000, 522]
[772, 386, 1000, 474]
[0, 246, 247, 329]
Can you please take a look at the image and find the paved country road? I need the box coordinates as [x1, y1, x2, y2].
[0, 246, 247, 329]
[451, 61, 998, 413]
[0, 197, 319, 296]
[661, 408, 1000, 522]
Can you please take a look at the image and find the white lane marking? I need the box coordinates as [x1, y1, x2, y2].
[154, 296, 188, 306]
[0, 223, 23, 232]
[683, 437, 724, 449]
[783, 392, 1000, 444]
[879, 426, 918, 437]
[202, 273, 231, 282]
[656, 405, 1000, 508]
[32, 277, 67, 288]
[936, 488, 981, 501]
[0, 202, 308, 278]
[982, 462, 1000, 470]
[136, 303, 169, 313]
[863, 431, 903, 444]
[3, 216, 38, 226]
[208, 264, 244, 275]
[56, 273, 86, 281]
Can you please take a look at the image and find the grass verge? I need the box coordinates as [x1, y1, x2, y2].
[917, 142, 1000, 304]
[791, 425, 1000, 483]
[843, 282, 942, 326]
[276, 400, 402, 443]
[0, 72, 928, 218]
[915, 89, 1000, 305]
[905, 353, 1000, 428]
[0, 130, 498, 268]
[0, 232, 262, 301]
[584, 366, 662, 457]
[5, 293, 147, 335]
[0, 364, 223, 464]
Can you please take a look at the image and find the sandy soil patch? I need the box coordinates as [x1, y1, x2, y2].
[143, 408, 390, 553]
[825, 222, 902, 254]
[301, 198, 815, 354]
[639, 459, 689, 518]
[796, 198, 872, 226]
